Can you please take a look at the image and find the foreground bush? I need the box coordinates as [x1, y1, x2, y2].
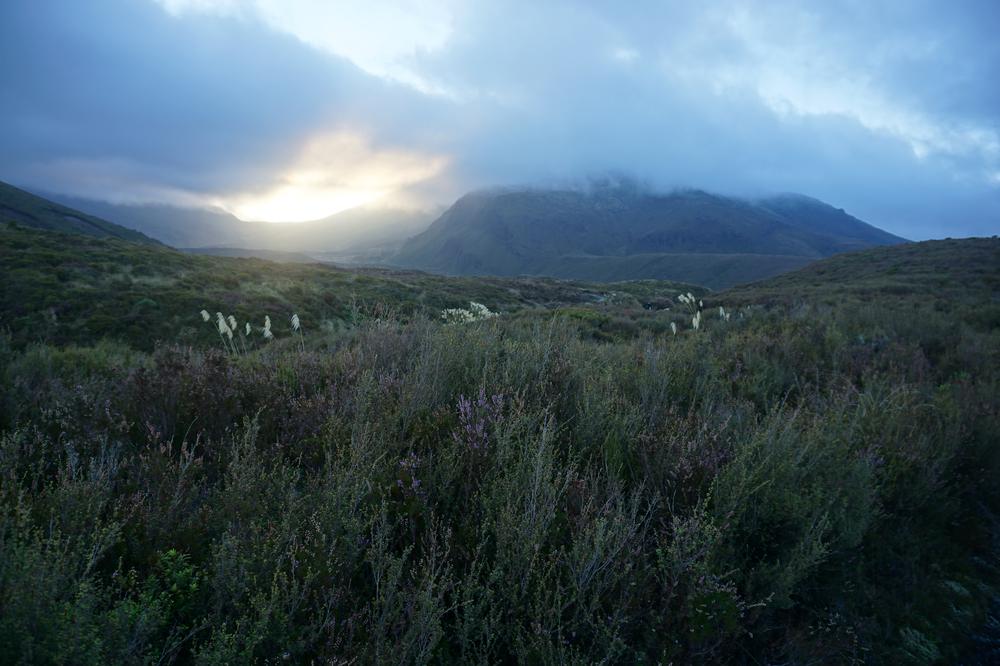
[0, 297, 998, 664]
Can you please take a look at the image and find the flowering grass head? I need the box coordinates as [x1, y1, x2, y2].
[442, 301, 499, 324]
[216, 313, 233, 339]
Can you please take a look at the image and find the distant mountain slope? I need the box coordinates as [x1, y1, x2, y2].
[48, 193, 434, 255]
[392, 186, 907, 287]
[50, 199, 248, 248]
[0, 181, 158, 244]
[755, 193, 903, 254]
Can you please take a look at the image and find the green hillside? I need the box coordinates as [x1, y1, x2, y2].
[0, 180, 159, 244]
[0, 225, 702, 350]
[1, 227, 997, 663]
[723, 236, 1000, 304]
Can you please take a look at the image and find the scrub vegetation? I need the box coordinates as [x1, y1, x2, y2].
[1, 226, 999, 664]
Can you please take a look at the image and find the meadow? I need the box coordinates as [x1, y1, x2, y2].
[1, 227, 999, 663]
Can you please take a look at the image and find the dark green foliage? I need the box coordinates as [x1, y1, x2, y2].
[0, 231, 998, 663]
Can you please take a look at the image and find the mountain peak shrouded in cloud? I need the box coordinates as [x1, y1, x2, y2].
[1, 0, 998, 237]
[390, 183, 906, 288]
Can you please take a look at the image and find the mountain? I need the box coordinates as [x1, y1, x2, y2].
[45, 199, 248, 248]
[392, 186, 907, 288]
[47, 193, 435, 258]
[0, 180, 158, 244]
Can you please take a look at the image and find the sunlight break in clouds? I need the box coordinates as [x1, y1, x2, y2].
[155, 0, 455, 89]
[219, 132, 448, 222]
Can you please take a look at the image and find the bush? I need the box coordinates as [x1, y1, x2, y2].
[1, 276, 999, 663]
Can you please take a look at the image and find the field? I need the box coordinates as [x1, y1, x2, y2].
[0, 225, 701, 351]
[1, 227, 999, 663]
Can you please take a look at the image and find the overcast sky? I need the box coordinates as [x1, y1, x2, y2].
[1, 0, 998, 236]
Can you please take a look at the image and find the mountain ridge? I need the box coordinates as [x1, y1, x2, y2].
[392, 186, 907, 288]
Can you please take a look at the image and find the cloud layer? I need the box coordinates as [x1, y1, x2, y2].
[1, 0, 998, 236]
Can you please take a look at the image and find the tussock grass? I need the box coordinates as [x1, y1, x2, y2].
[1, 230, 998, 662]
[0, 286, 998, 663]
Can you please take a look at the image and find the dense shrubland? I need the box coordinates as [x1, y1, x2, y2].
[1, 272, 998, 664]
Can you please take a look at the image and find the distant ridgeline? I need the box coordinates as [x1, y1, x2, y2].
[392, 185, 907, 289]
[1, 179, 909, 289]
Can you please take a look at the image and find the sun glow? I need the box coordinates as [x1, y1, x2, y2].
[227, 182, 387, 222]
[221, 132, 447, 222]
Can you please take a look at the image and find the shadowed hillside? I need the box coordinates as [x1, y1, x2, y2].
[393, 185, 906, 287]
[721, 236, 1000, 305]
[0, 181, 158, 244]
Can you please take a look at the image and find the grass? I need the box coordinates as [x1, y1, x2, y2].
[0, 224, 702, 351]
[0, 228, 998, 663]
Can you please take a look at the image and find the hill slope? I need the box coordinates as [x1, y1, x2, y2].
[0, 225, 701, 350]
[393, 186, 906, 287]
[0, 181, 158, 244]
[720, 236, 1000, 306]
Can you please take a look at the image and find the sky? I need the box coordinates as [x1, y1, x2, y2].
[1, 0, 998, 237]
